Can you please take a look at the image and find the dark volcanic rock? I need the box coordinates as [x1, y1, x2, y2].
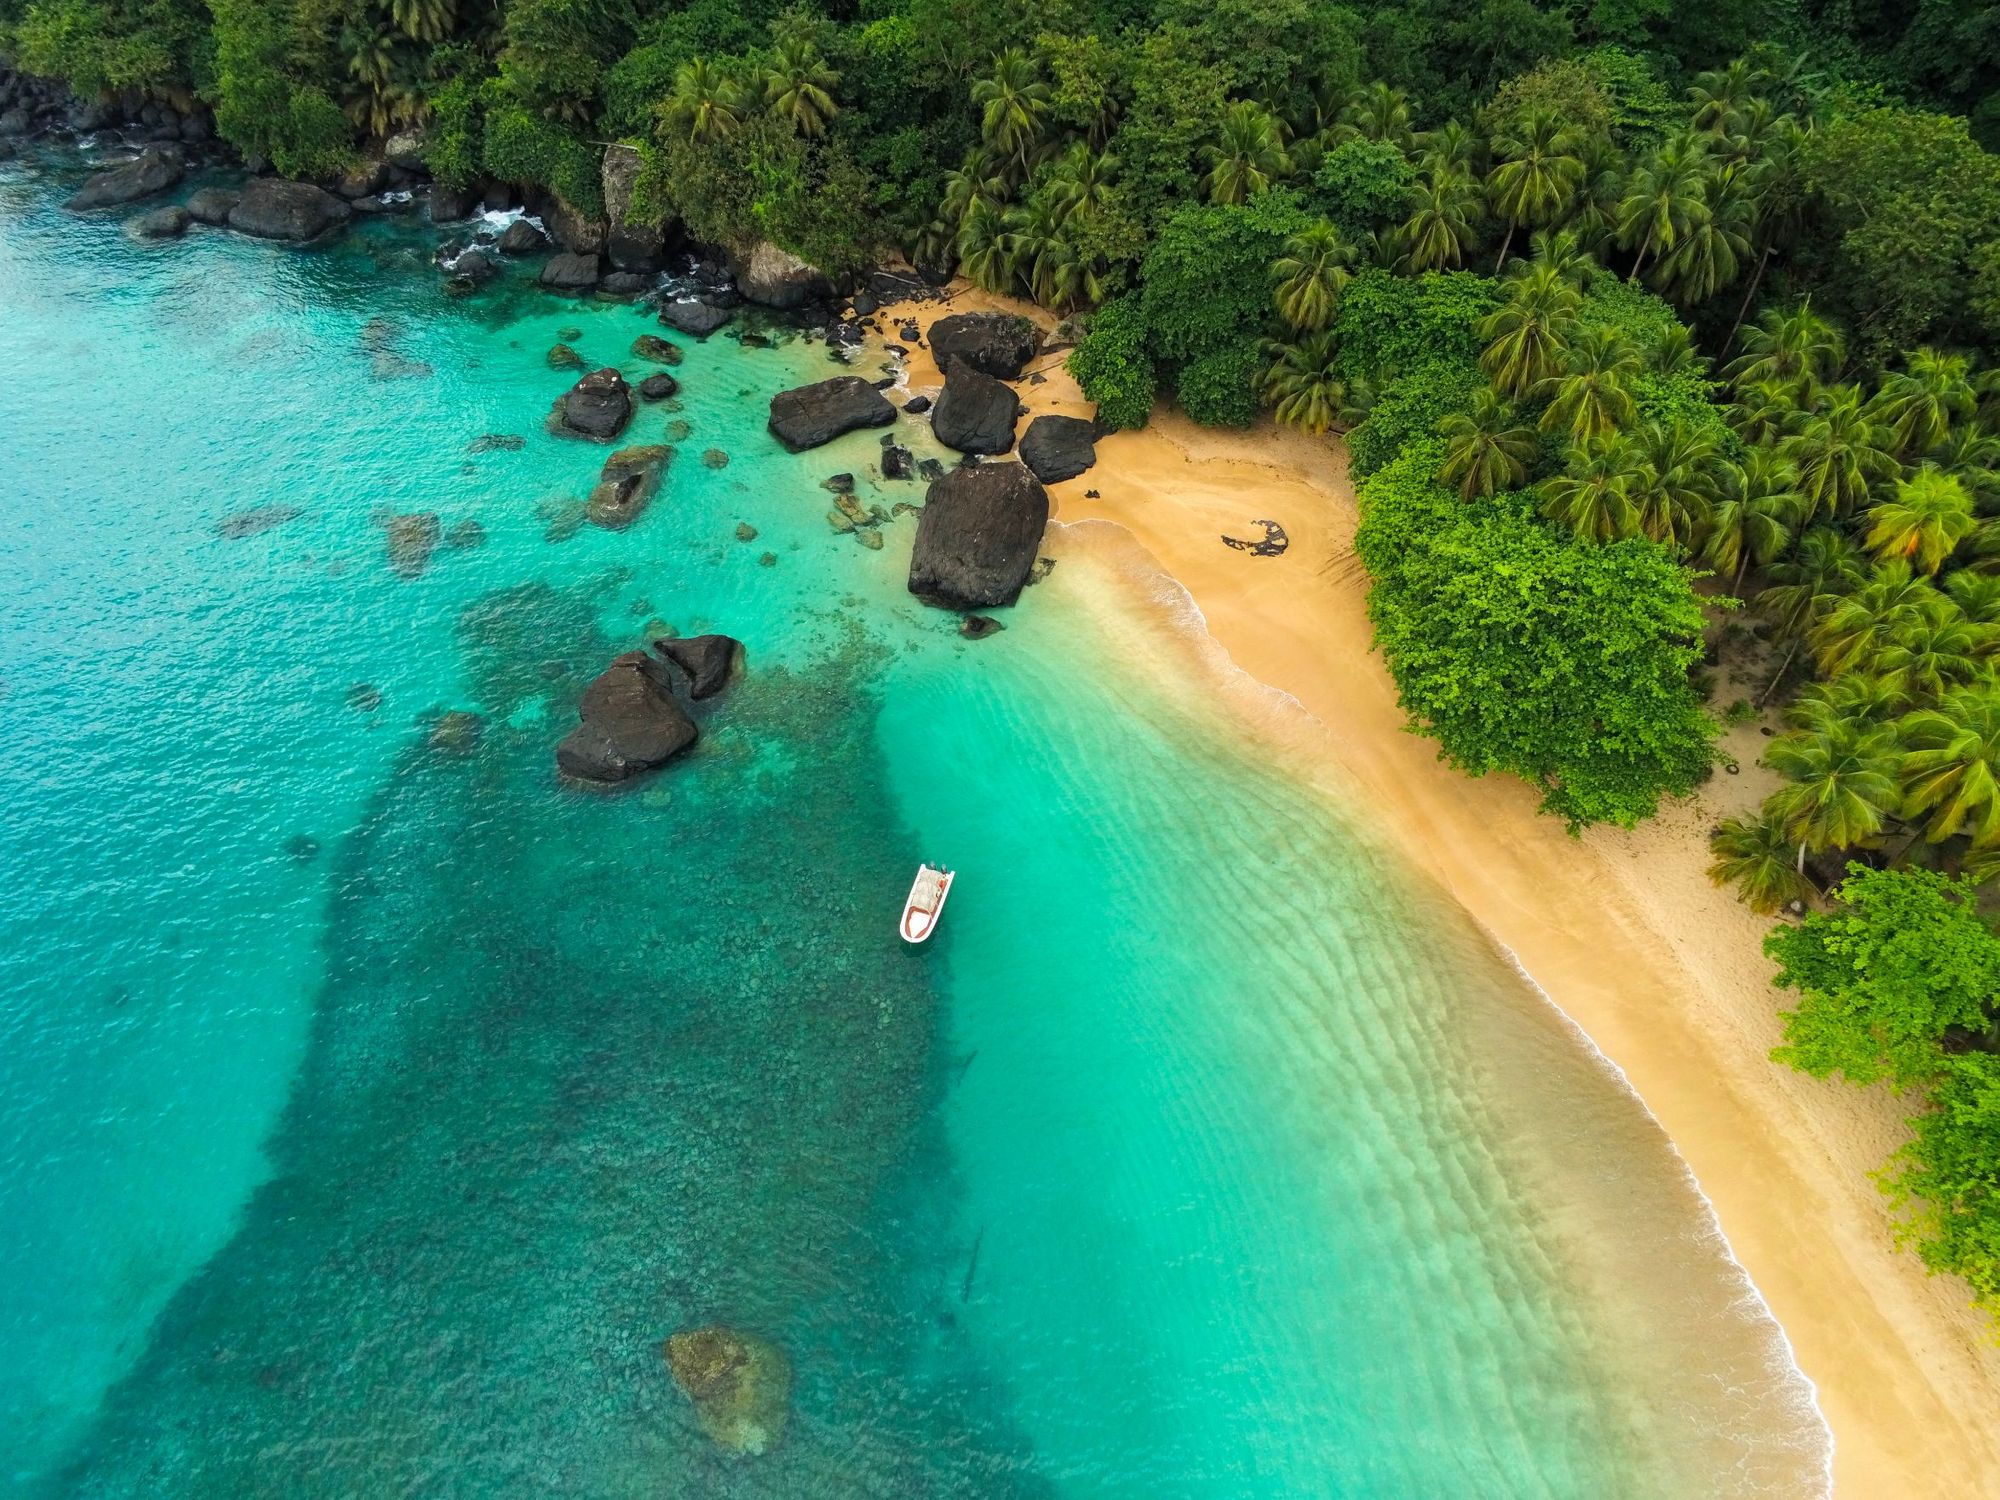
[184, 186, 239, 225]
[541, 251, 602, 292]
[767, 376, 896, 452]
[881, 443, 916, 480]
[908, 462, 1049, 610]
[930, 360, 1021, 455]
[441, 244, 498, 284]
[547, 342, 584, 370]
[555, 368, 633, 442]
[730, 241, 830, 309]
[67, 149, 182, 211]
[497, 217, 548, 254]
[602, 142, 667, 271]
[556, 651, 697, 783]
[928, 311, 1039, 380]
[660, 299, 733, 337]
[587, 444, 671, 530]
[960, 614, 1004, 639]
[903, 394, 932, 415]
[428, 184, 479, 222]
[638, 372, 679, 401]
[229, 179, 351, 241]
[657, 633, 742, 699]
[131, 205, 191, 239]
[1019, 414, 1098, 483]
[599, 271, 648, 297]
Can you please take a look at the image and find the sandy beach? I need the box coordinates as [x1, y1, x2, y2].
[884, 286, 2000, 1496]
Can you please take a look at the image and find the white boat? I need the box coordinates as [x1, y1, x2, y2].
[900, 864, 955, 943]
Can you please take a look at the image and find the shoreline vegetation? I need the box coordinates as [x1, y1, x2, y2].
[10, 0, 2000, 1488]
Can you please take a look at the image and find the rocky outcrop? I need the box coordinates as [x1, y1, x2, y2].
[881, 442, 916, 480]
[767, 376, 896, 451]
[335, 160, 389, 199]
[908, 461, 1049, 609]
[731, 241, 830, 309]
[664, 1326, 791, 1456]
[429, 183, 479, 222]
[556, 651, 698, 783]
[600, 271, 648, 297]
[930, 360, 1021, 454]
[1019, 414, 1098, 483]
[66, 148, 182, 210]
[928, 311, 1039, 380]
[660, 299, 733, 337]
[540, 251, 602, 292]
[131, 205, 191, 239]
[383, 128, 428, 172]
[657, 634, 742, 699]
[497, 217, 548, 254]
[184, 186, 239, 225]
[441, 244, 498, 285]
[229, 179, 352, 241]
[587, 444, 671, 530]
[553, 368, 633, 441]
[601, 142, 667, 271]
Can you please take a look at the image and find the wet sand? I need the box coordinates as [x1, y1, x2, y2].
[882, 285, 2000, 1496]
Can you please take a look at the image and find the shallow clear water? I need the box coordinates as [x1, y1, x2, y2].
[0, 150, 1828, 1496]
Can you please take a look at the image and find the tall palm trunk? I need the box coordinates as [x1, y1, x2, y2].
[1628, 227, 1656, 284]
[1725, 245, 1775, 356]
[1494, 218, 1516, 273]
[1760, 638, 1802, 706]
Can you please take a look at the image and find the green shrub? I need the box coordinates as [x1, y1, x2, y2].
[1347, 358, 1485, 477]
[1068, 296, 1157, 431]
[481, 100, 605, 217]
[1176, 340, 1262, 427]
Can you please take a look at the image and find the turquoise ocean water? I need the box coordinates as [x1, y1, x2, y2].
[0, 151, 1829, 1496]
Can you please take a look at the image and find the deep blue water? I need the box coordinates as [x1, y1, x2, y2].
[0, 149, 1828, 1496]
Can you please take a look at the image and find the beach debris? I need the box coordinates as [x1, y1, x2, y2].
[214, 503, 301, 540]
[961, 1226, 986, 1301]
[1221, 519, 1289, 557]
[556, 651, 697, 783]
[664, 1326, 791, 1456]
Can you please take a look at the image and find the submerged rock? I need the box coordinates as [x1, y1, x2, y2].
[66, 149, 182, 211]
[131, 205, 191, 239]
[229, 179, 352, 241]
[664, 1326, 791, 1455]
[540, 251, 602, 292]
[702, 448, 729, 469]
[908, 462, 1049, 610]
[960, 614, 1004, 639]
[881, 443, 915, 480]
[444, 519, 486, 550]
[631, 334, 682, 365]
[556, 651, 697, 783]
[383, 512, 442, 579]
[552, 368, 633, 442]
[547, 342, 584, 370]
[214, 503, 301, 539]
[657, 634, 742, 699]
[427, 709, 483, 757]
[930, 360, 1021, 455]
[1019, 414, 1098, 483]
[184, 186, 240, 226]
[469, 433, 526, 453]
[927, 311, 1039, 380]
[587, 444, 671, 530]
[345, 682, 383, 712]
[638, 372, 679, 401]
[734, 521, 758, 541]
[768, 376, 895, 452]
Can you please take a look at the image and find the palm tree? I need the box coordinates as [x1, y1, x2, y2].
[1045, 142, 1117, 220]
[1725, 302, 1845, 393]
[1689, 58, 1763, 133]
[1418, 118, 1479, 175]
[1757, 525, 1868, 699]
[1724, 117, 1813, 352]
[1270, 221, 1359, 333]
[1765, 719, 1902, 865]
[1615, 134, 1710, 281]
[1485, 112, 1586, 270]
[1865, 465, 1977, 574]
[1536, 324, 1640, 446]
[1438, 389, 1539, 499]
[1002, 192, 1073, 308]
[1565, 135, 1632, 259]
[1204, 100, 1291, 205]
[1928, 423, 2000, 510]
[1729, 378, 1810, 444]
[1397, 166, 1482, 272]
[1336, 82, 1416, 155]
[1789, 673, 1912, 734]
[761, 38, 839, 137]
[1870, 348, 1978, 460]
[1809, 561, 1943, 676]
[1260, 333, 1347, 434]
[662, 58, 746, 144]
[1901, 684, 2000, 848]
[1524, 226, 1598, 289]
[1539, 443, 1644, 542]
[972, 48, 1050, 176]
[1704, 448, 1803, 589]
[1708, 812, 1816, 912]
[1477, 263, 1581, 398]
[1782, 386, 1897, 522]
[1627, 418, 1732, 549]
[956, 196, 1011, 294]
[1873, 605, 1992, 704]
[1653, 184, 1753, 304]
[390, 0, 454, 44]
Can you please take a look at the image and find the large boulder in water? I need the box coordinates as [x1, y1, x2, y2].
[587, 444, 671, 529]
[130, 205, 191, 240]
[66, 148, 182, 210]
[541, 251, 602, 292]
[730, 241, 830, 309]
[602, 142, 668, 271]
[657, 634, 741, 699]
[556, 651, 698, 783]
[497, 217, 547, 255]
[768, 376, 895, 451]
[665, 1326, 791, 1455]
[930, 360, 1021, 455]
[927, 311, 1039, 380]
[228, 179, 352, 240]
[1019, 414, 1098, 483]
[908, 461, 1049, 610]
[554, 368, 633, 441]
[660, 299, 732, 337]
[184, 186, 239, 225]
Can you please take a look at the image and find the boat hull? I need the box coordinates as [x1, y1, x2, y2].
[900, 866, 954, 944]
